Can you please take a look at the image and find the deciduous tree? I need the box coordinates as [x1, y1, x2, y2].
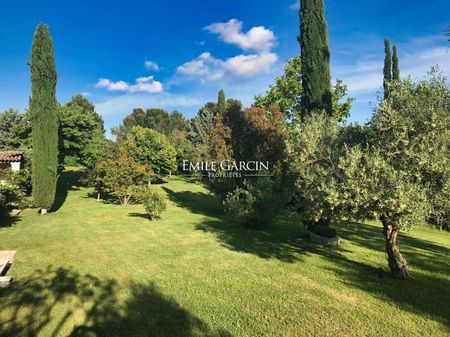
[254, 57, 353, 123]
[123, 126, 177, 176]
[59, 96, 106, 167]
[0, 109, 30, 150]
[91, 150, 154, 206]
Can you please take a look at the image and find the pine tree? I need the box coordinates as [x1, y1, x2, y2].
[299, 0, 332, 117]
[392, 44, 400, 81]
[383, 39, 392, 99]
[217, 89, 226, 115]
[30, 24, 59, 213]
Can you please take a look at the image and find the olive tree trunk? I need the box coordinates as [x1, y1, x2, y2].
[382, 219, 408, 279]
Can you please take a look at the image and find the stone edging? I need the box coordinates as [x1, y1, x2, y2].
[309, 231, 341, 247]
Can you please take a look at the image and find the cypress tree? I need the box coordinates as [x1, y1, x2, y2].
[299, 0, 332, 118]
[30, 24, 59, 213]
[217, 89, 226, 115]
[392, 44, 400, 81]
[383, 39, 392, 99]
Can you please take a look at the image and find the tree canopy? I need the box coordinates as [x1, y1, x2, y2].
[112, 108, 190, 141]
[59, 95, 106, 167]
[254, 57, 353, 124]
[123, 126, 177, 176]
[0, 109, 30, 150]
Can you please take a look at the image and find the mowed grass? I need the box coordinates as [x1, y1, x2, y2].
[0, 168, 449, 337]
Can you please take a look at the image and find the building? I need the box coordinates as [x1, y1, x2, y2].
[0, 151, 24, 172]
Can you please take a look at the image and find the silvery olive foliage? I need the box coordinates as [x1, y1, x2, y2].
[336, 146, 428, 230]
[290, 112, 341, 226]
[291, 69, 449, 231]
[371, 68, 450, 230]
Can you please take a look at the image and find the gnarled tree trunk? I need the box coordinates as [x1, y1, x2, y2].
[381, 218, 408, 279]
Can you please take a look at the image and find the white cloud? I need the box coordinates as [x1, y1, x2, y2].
[95, 76, 163, 94]
[204, 19, 276, 52]
[176, 52, 224, 82]
[176, 18, 279, 83]
[290, 2, 300, 10]
[144, 60, 159, 71]
[224, 52, 278, 77]
[95, 78, 111, 88]
[176, 51, 277, 82]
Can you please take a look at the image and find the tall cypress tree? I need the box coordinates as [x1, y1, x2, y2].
[30, 24, 59, 213]
[299, 0, 332, 117]
[217, 89, 226, 115]
[383, 39, 392, 99]
[392, 44, 400, 81]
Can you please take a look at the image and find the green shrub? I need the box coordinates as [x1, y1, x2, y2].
[223, 187, 254, 227]
[142, 190, 167, 220]
[0, 192, 6, 214]
[0, 183, 24, 210]
[310, 225, 337, 238]
[224, 178, 286, 229]
[3, 169, 32, 196]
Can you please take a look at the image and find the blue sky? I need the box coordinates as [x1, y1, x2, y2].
[0, 0, 449, 134]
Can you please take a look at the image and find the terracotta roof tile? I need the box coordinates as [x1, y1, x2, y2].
[0, 151, 24, 163]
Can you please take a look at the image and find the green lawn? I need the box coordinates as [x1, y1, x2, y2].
[0, 168, 449, 337]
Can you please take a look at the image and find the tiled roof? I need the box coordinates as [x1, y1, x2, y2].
[0, 151, 23, 163]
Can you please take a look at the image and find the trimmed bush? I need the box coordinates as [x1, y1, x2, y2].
[143, 190, 167, 221]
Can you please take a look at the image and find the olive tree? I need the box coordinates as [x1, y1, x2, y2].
[290, 112, 340, 227]
[336, 147, 428, 279]
[290, 101, 442, 278]
[371, 68, 450, 231]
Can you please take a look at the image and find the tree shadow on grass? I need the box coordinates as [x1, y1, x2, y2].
[198, 215, 450, 326]
[322, 245, 450, 329]
[84, 191, 121, 205]
[0, 266, 232, 337]
[328, 221, 450, 327]
[51, 169, 85, 212]
[197, 214, 334, 263]
[336, 221, 450, 275]
[0, 214, 21, 228]
[162, 187, 223, 217]
[160, 185, 450, 326]
[162, 186, 349, 262]
[128, 212, 151, 220]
